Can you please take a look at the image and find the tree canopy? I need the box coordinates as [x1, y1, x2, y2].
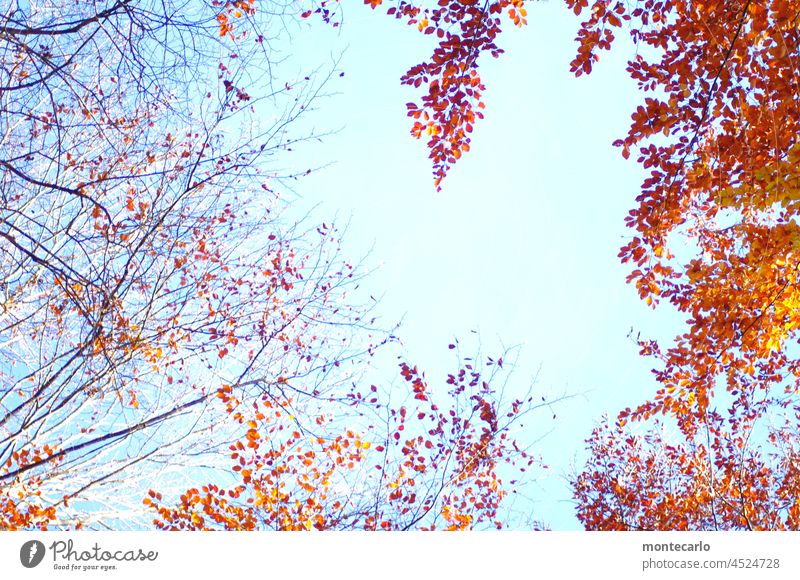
[4, 0, 800, 532]
[569, 0, 800, 530]
[0, 0, 542, 530]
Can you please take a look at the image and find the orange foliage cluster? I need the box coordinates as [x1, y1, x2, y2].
[145, 356, 538, 530]
[568, 0, 800, 529]
[0, 448, 61, 530]
[216, 0, 257, 38]
[302, 0, 527, 189]
[374, 0, 527, 189]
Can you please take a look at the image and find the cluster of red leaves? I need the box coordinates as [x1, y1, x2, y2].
[567, 0, 800, 425]
[304, 0, 528, 189]
[374, 0, 528, 189]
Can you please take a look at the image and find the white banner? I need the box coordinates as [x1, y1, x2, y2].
[1, 531, 798, 579]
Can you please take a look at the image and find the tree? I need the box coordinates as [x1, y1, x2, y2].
[567, 0, 800, 529]
[355, 0, 529, 189]
[145, 350, 545, 530]
[574, 411, 800, 530]
[0, 0, 381, 529]
[0, 0, 546, 529]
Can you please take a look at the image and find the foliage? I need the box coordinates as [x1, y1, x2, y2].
[568, 0, 800, 529]
[146, 353, 543, 530]
[0, 0, 376, 529]
[0, 0, 546, 530]
[304, 0, 529, 189]
[574, 412, 800, 530]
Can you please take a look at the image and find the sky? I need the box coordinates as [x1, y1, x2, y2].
[270, 1, 689, 529]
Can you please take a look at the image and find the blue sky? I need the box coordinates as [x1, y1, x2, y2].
[275, 1, 687, 529]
